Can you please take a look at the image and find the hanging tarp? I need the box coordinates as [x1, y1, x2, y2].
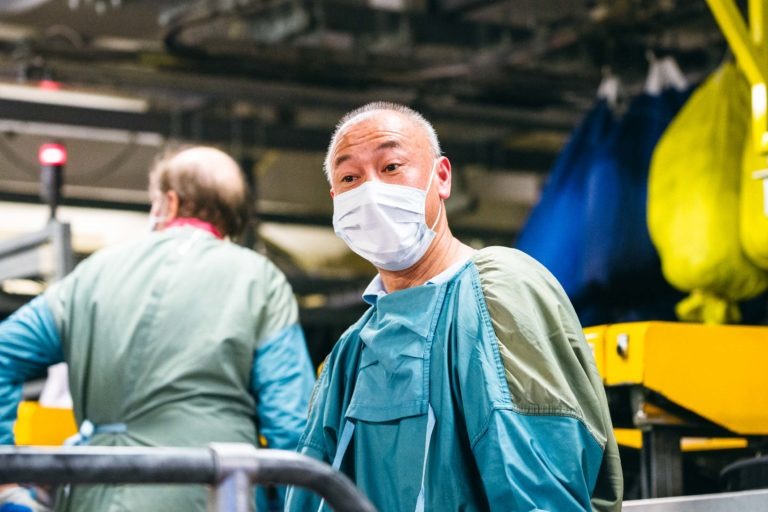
[515, 98, 616, 299]
[517, 61, 690, 326]
[648, 62, 768, 324]
[576, 58, 690, 324]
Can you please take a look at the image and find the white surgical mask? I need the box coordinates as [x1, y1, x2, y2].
[147, 215, 167, 232]
[332, 160, 442, 271]
[148, 199, 168, 232]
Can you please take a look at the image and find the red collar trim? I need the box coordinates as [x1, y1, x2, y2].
[165, 218, 224, 239]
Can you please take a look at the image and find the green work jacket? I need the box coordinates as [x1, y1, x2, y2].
[37, 226, 315, 511]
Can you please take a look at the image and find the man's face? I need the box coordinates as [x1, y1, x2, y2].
[328, 111, 450, 228]
[329, 111, 439, 194]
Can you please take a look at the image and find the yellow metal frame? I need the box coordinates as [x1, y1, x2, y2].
[613, 428, 749, 451]
[591, 322, 768, 435]
[583, 324, 607, 377]
[706, 0, 768, 156]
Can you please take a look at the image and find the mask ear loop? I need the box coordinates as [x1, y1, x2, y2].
[148, 195, 170, 232]
[426, 158, 443, 231]
[430, 201, 442, 231]
[147, 215, 167, 232]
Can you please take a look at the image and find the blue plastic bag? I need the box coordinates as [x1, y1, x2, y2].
[518, 60, 692, 325]
[577, 88, 690, 324]
[516, 100, 616, 298]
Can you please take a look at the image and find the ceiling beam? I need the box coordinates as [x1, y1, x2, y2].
[0, 99, 556, 170]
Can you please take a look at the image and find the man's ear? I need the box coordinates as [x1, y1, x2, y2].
[165, 190, 180, 221]
[436, 157, 452, 200]
[330, 188, 335, 199]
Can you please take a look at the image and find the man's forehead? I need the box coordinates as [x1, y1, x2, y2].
[339, 110, 412, 137]
[332, 111, 425, 157]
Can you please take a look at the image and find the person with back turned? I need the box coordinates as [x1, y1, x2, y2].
[285, 103, 623, 511]
[0, 146, 315, 511]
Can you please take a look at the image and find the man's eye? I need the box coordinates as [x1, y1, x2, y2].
[384, 163, 400, 172]
[340, 175, 355, 183]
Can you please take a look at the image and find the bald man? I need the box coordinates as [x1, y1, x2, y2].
[286, 104, 623, 511]
[0, 146, 315, 511]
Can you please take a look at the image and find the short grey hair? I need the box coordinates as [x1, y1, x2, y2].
[323, 102, 442, 183]
[148, 145, 249, 238]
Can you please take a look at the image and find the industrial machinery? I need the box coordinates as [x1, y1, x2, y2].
[0, 141, 74, 294]
[0, 142, 75, 429]
[585, 322, 768, 499]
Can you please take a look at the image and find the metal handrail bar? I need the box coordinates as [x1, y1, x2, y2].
[0, 446, 214, 484]
[0, 445, 376, 512]
[622, 488, 768, 511]
[0, 220, 74, 281]
[0, 227, 54, 257]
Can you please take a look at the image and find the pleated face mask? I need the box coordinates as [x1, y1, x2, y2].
[332, 160, 442, 271]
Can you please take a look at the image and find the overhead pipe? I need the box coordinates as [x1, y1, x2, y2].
[0, 0, 53, 14]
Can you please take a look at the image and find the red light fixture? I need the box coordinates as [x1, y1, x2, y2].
[38, 79, 61, 91]
[39, 143, 67, 166]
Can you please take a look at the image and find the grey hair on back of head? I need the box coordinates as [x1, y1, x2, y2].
[148, 144, 250, 239]
[323, 102, 442, 183]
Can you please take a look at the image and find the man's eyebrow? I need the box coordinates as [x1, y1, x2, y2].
[333, 140, 402, 169]
[334, 154, 352, 168]
[376, 140, 401, 151]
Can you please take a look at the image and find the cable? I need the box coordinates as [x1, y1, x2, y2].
[163, 1, 292, 57]
[0, 135, 39, 177]
[0, 132, 141, 182]
[67, 139, 139, 182]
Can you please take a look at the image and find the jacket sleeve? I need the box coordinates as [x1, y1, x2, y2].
[249, 323, 315, 450]
[250, 322, 315, 512]
[0, 295, 64, 444]
[284, 361, 334, 512]
[249, 262, 316, 511]
[472, 408, 606, 511]
[472, 247, 623, 511]
[249, 260, 315, 450]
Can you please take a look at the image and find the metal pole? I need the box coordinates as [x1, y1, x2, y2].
[49, 220, 75, 280]
[0, 445, 377, 512]
[705, 0, 768, 86]
[640, 429, 683, 498]
[0, 221, 74, 282]
[705, 0, 768, 154]
[211, 443, 258, 512]
[750, 0, 768, 156]
[0, 446, 216, 485]
[217, 470, 253, 512]
[237, 449, 376, 512]
[209, 445, 377, 512]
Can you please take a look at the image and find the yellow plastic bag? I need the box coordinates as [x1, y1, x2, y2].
[648, 63, 768, 323]
[740, 127, 768, 269]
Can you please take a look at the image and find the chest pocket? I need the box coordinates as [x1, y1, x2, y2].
[346, 327, 429, 422]
[326, 283, 445, 512]
[333, 311, 436, 512]
[335, 328, 437, 512]
[346, 282, 445, 423]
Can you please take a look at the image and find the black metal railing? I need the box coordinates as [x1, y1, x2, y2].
[0, 443, 376, 512]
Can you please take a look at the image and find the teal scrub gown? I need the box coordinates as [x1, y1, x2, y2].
[286, 247, 623, 511]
